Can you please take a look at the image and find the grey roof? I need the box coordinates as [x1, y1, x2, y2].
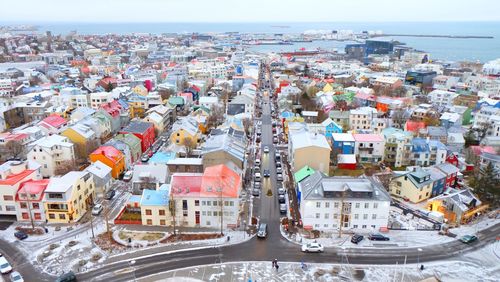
[299, 172, 391, 202]
[435, 163, 460, 175]
[202, 133, 245, 162]
[433, 188, 481, 212]
[122, 121, 154, 134]
[132, 164, 169, 183]
[427, 126, 447, 137]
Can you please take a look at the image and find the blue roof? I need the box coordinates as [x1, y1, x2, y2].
[149, 151, 176, 164]
[412, 138, 447, 153]
[281, 111, 294, 118]
[140, 189, 169, 206]
[128, 195, 142, 204]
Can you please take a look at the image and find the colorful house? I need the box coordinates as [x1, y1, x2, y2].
[120, 121, 155, 153]
[170, 117, 201, 146]
[43, 171, 95, 223]
[337, 154, 357, 170]
[61, 123, 98, 159]
[353, 133, 385, 163]
[424, 167, 447, 197]
[321, 118, 343, 137]
[435, 163, 460, 188]
[428, 188, 488, 225]
[89, 146, 126, 179]
[331, 133, 355, 154]
[140, 186, 171, 226]
[15, 179, 50, 222]
[289, 131, 331, 174]
[114, 133, 142, 163]
[38, 115, 68, 135]
[390, 168, 433, 203]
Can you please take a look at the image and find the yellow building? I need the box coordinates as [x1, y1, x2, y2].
[61, 123, 98, 159]
[389, 169, 433, 203]
[43, 171, 96, 223]
[323, 83, 334, 92]
[170, 117, 201, 146]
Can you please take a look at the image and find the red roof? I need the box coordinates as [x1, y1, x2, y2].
[40, 115, 67, 129]
[190, 85, 201, 92]
[170, 173, 203, 197]
[200, 165, 240, 198]
[16, 179, 50, 201]
[90, 146, 123, 162]
[470, 145, 497, 156]
[0, 169, 36, 186]
[0, 133, 29, 142]
[100, 100, 122, 118]
[405, 121, 426, 132]
[352, 134, 384, 142]
[355, 92, 376, 101]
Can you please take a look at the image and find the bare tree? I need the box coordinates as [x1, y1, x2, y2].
[5, 140, 24, 159]
[183, 137, 196, 157]
[242, 118, 252, 137]
[54, 160, 76, 176]
[159, 88, 175, 101]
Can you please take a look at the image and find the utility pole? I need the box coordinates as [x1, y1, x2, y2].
[169, 194, 176, 236]
[104, 200, 110, 240]
[218, 186, 224, 236]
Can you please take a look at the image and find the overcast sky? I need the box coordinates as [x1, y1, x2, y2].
[1, 0, 500, 23]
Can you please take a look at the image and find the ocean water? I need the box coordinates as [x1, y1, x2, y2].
[2, 21, 500, 62]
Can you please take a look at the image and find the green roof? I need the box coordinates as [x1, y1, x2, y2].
[168, 97, 185, 106]
[294, 165, 316, 183]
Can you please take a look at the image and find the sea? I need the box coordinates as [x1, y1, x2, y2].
[2, 21, 500, 62]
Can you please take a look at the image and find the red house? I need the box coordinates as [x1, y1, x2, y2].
[337, 154, 357, 170]
[435, 163, 460, 188]
[446, 153, 459, 167]
[120, 121, 155, 153]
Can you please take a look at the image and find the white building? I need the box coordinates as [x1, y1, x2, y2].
[298, 173, 391, 232]
[349, 107, 376, 131]
[427, 90, 459, 108]
[0, 79, 14, 96]
[353, 134, 385, 163]
[90, 92, 113, 109]
[27, 135, 76, 177]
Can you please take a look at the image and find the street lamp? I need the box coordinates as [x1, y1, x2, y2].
[417, 248, 423, 269]
[129, 260, 136, 281]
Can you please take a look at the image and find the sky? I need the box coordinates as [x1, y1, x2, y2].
[1, 0, 500, 23]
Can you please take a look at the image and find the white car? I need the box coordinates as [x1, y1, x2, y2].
[92, 204, 103, 215]
[10, 271, 24, 282]
[301, 242, 324, 253]
[0, 256, 12, 274]
[263, 146, 269, 153]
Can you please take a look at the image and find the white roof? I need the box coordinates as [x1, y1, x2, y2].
[290, 131, 331, 150]
[331, 133, 355, 142]
[45, 171, 88, 193]
[167, 158, 203, 165]
[375, 76, 401, 84]
[33, 134, 73, 148]
[145, 112, 163, 124]
[338, 154, 356, 164]
[302, 111, 318, 117]
[199, 96, 218, 104]
[86, 161, 112, 178]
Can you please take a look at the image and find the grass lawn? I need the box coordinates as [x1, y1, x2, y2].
[119, 231, 165, 242]
[330, 168, 365, 177]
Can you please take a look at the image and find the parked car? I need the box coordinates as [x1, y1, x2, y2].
[263, 146, 269, 153]
[255, 159, 261, 166]
[263, 169, 270, 177]
[14, 231, 28, 240]
[141, 155, 150, 162]
[276, 167, 283, 173]
[273, 137, 278, 144]
[301, 242, 324, 253]
[161, 136, 167, 142]
[55, 271, 77, 282]
[368, 233, 390, 241]
[122, 171, 133, 182]
[252, 189, 260, 197]
[276, 173, 283, 181]
[460, 235, 478, 244]
[254, 172, 262, 182]
[351, 234, 364, 244]
[257, 223, 268, 238]
[278, 188, 286, 195]
[254, 182, 261, 189]
[10, 271, 24, 282]
[279, 203, 287, 214]
[0, 257, 12, 274]
[92, 204, 103, 215]
[105, 190, 116, 200]
[253, 166, 261, 173]
[275, 162, 281, 168]
[278, 194, 286, 203]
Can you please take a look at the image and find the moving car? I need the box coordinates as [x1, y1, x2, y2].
[263, 146, 269, 153]
[92, 204, 103, 215]
[105, 190, 116, 200]
[351, 234, 364, 244]
[279, 203, 287, 214]
[301, 242, 324, 253]
[122, 171, 133, 182]
[0, 256, 12, 274]
[14, 231, 28, 240]
[368, 233, 390, 241]
[459, 235, 478, 244]
[263, 169, 270, 177]
[10, 271, 24, 282]
[55, 271, 77, 282]
[257, 223, 268, 238]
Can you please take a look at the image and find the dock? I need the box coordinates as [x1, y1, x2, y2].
[371, 34, 493, 39]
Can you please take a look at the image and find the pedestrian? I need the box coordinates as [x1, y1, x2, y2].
[272, 259, 276, 268]
[275, 263, 279, 271]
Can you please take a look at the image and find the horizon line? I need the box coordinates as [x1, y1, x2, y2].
[2, 20, 500, 24]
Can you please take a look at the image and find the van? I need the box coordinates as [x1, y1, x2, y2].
[257, 223, 268, 238]
[0, 256, 12, 274]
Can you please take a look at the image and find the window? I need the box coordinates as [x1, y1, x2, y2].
[325, 202, 330, 208]
[354, 214, 359, 219]
[206, 221, 211, 226]
[22, 212, 29, 219]
[159, 210, 165, 216]
[201, 201, 206, 206]
[59, 214, 66, 220]
[146, 209, 152, 215]
[324, 213, 329, 219]
[355, 203, 360, 209]
[160, 220, 166, 225]
[316, 202, 321, 208]
[34, 213, 41, 220]
[362, 225, 367, 229]
[373, 203, 378, 209]
[333, 214, 338, 219]
[213, 201, 217, 206]
[315, 213, 320, 219]
[364, 203, 369, 209]
[324, 224, 329, 228]
[314, 224, 320, 228]
[6, 206, 15, 211]
[3, 195, 13, 201]
[363, 214, 368, 220]
[371, 225, 376, 229]
[183, 210, 188, 217]
[207, 201, 211, 206]
[202, 211, 206, 216]
[147, 219, 152, 225]
[49, 213, 55, 219]
[183, 200, 188, 210]
[207, 211, 212, 216]
[195, 200, 200, 206]
[372, 214, 377, 220]
[20, 202, 27, 209]
[334, 202, 339, 208]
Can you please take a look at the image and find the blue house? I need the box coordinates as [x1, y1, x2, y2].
[331, 133, 355, 154]
[426, 167, 447, 197]
[321, 118, 343, 137]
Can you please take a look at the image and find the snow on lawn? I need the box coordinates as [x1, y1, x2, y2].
[139, 258, 500, 282]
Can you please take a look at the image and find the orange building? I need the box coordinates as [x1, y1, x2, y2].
[89, 146, 125, 179]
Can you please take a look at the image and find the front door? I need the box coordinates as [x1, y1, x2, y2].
[195, 211, 200, 225]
